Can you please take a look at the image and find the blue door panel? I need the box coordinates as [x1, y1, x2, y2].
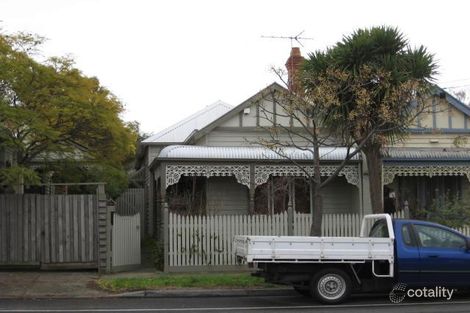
[411, 222, 470, 287]
[395, 222, 421, 284]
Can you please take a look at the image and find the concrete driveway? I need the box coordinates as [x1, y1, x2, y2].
[0, 271, 108, 299]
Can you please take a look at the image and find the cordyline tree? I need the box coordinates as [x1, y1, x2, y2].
[303, 26, 437, 213]
[0, 32, 137, 196]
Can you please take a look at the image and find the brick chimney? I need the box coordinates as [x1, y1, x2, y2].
[285, 47, 304, 92]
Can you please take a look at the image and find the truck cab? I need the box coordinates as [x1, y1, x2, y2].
[393, 219, 470, 287]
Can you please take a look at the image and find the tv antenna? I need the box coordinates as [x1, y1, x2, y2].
[261, 30, 314, 47]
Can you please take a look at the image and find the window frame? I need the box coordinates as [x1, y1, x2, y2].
[412, 223, 467, 250]
[401, 223, 418, 247]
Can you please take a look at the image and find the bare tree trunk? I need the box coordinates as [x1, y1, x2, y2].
[309, 136, 323, 236]
[364, 145, 384, 214]
[310, 181, 323, 236]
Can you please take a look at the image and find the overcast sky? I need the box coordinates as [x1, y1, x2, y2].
[1, 0, 469, 134]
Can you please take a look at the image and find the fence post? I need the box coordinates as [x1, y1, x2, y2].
[163, 202, 169, 272]
[404, 200, 410, 219]
[97, 183, 111, 273]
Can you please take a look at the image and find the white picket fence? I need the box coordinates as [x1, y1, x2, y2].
[168, 212, 286, 268]
[166, 210, 470, 269]
[457, 226, 470, 236]
[166, 210, 408, 269]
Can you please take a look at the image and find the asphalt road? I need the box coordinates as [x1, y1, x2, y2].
[1, 294, 470, 313]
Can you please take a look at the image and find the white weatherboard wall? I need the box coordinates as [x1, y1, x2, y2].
[322, 178, 360, 214]
[206, 177, 249, 215]
[112, 213, 141, 271]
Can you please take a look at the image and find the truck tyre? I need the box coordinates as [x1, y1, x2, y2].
[311, 268, 351, 304]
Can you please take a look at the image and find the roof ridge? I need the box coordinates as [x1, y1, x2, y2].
[143, 100, 232, 143]
[186, 82, 287, 143]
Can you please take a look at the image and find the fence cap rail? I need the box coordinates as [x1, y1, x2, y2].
[34, 182, 106, 186]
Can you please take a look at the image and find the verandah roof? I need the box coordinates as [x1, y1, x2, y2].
[153, 145, 362, 188]
[157, 145, 361, 162]
[382, 148, 470, 184]
[383, 148, 470, 162]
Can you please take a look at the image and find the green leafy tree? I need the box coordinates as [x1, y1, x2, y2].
[0, 32, 137, 194]
[303, 26, 437, 213]
[0, 166, 40, 191]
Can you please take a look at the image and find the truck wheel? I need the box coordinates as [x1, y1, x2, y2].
[311, 268, 351, 304]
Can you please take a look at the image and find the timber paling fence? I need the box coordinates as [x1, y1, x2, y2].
[0, 194, 100, 268]
[165, 210, 470, 270]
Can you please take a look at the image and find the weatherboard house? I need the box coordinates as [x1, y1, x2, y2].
[135, 48, 470, 244]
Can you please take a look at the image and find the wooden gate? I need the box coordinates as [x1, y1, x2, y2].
[0, 194, 98, 268]
[115, 188, 145, 236]
[112, 212, 141, 271]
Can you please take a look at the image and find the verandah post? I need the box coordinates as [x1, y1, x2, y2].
[249, 164, 255, 214]
[287, 178, 294, 235]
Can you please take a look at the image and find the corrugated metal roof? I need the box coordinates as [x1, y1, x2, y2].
[158, 145, 360, 161]
[384, 148, 470, 161]
[142, 101, 233, 144]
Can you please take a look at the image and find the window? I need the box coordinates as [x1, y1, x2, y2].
[369, 220, 389, 238]
[414, 224, 466, 249]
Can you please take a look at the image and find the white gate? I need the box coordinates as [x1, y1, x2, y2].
[112, 213, 141, 271]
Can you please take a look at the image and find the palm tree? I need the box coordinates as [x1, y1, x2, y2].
[303, 26, 436, 213]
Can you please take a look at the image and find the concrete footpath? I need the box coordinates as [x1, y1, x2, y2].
[0, 271, 292, 299]
[0, 271, 107, 299]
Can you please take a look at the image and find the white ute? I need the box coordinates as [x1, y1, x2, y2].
[234, 214, 396, 303]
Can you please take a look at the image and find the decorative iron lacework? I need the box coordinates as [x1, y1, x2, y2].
[383, 165, 470, 185]
[254, 165, 360, 187]
[165, 165, 251, 188]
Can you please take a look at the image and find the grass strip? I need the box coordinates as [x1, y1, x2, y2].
[97, 273, 274, 292]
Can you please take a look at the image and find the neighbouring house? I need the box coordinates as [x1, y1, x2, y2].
[0, 146, 15, 193]
[135, 48, 470, 245]
[134, 100, 233, 234]
[0, 147, 14, 168]
[0, 140, 93, 194]
[382, 87, 470, 215]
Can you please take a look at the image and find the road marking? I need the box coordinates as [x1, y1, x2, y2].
[0, 300, 470, 312]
